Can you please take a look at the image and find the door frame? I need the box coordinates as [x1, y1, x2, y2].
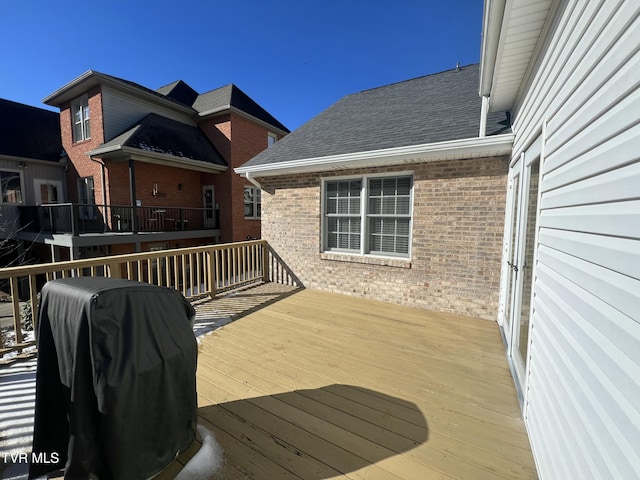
[498, 132, 543, 408]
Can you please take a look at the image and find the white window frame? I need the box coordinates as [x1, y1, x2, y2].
[321, 171, 413, 259]
[0, 169, 24, 204]
[244, 186, 261, 219]
[71, 95, 90, 142]
[267, 132, 277, 147]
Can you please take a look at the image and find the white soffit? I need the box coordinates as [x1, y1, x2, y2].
[489, 0, 553, 112]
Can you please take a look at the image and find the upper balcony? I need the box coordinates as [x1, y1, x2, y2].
[0, 203, 221, 242]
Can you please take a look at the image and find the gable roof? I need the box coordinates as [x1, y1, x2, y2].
[193, 84, 289, 133]
[44, 71, 289, 133]
[0, 98, 65, 162]
[89, 113, 226, 171]
[238, 64, 511, 174]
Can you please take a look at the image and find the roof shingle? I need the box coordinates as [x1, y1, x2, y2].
[0, 98, 64, 162]
[242, 64, 510, 169]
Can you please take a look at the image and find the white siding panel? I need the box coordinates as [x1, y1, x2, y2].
[538, 200, 640, 240]
[538, 230, 640, 280]
[543, 121, 640, 191]
[540, 161, 640, 209]
[530, 289, 638, 479]
[509, 1, 640, 476]
[536, 244, 639, 320]
[102, 87, 195, 141]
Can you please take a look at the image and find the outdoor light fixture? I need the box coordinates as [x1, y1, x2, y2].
[152, 183, 159, 196]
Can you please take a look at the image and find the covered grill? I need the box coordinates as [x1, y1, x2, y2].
[29, 277, 198, 480]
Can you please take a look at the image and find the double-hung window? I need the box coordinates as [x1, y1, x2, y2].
[244, 186, 261, 219]
[323, 174, 412, 257]
[72, 96, 90, 142]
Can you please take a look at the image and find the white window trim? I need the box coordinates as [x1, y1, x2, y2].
[244, 186, 261, 219]
[321, 171, 413, 260]
[267, 132, 277, 147]
[71, 95, 90, 142]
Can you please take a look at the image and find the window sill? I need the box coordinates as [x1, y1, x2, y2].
[320, 251, 411, 269]
[244, 217, 261, 221]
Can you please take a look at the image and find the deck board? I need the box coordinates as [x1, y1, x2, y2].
[160, 285, 537, 480]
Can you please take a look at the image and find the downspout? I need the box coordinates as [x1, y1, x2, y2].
[479, 95, 490, 138]
[88, 155, 108, 231]
[245, 171, 262, 189]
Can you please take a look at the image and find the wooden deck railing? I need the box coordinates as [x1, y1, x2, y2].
[0, 240, 298, 358]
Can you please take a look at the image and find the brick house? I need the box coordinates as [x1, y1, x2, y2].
[236, 64, 512, 320]
[33, 71, 287, 260]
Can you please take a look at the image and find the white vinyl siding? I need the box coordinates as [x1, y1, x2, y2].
[101, 87, 195, 142]
[323, 174, 412, 258]
[508, 2, 640, 479]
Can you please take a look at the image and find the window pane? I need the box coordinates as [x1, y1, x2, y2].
[397, 197, 410, 215]
[84, 118, 91, 138]
[397, 218, 410, 236]
[397, 177, 411, 195]
[1, 171, 22, 203]
[369, 179, 382, 196]
[369, 197, 381, 214]
[382, 197, 395, 214]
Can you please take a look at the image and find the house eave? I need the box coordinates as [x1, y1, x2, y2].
[235, 134, 514, 177]
[43, 71, 195, 115]
[88, 145, 227, 173]
[479, 0, 555, 112]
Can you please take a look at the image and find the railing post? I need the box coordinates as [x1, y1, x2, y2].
[262, 241, 269, 284]
[208, 249, 217, 298]
[10, 276, 23, 345]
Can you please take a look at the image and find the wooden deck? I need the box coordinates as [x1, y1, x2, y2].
[157, 283, 537, 480]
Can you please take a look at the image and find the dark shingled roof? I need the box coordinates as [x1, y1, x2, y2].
[242, 64, 510, 168]
[193, 84, 289, 133]
[0, 98, 65, 162]
[156, 80, 200, 107]
[99, 113, 226, 167]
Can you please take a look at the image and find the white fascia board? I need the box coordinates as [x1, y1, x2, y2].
[88, 145, 227, 173]
[0, 154, 67, 168]
[235, 134, 514, 177]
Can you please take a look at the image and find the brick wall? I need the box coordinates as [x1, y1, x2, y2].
[60, 86, 104, 203]
[200, 112, 282, 243]
[259, 156, 509, 321]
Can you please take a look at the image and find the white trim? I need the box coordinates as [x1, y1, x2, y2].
[235, 134, 514, 177]
[88, 146, 227, 173]
[33, 179, 63, 205]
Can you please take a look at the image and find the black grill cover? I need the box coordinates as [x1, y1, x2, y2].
[29, 277, 198, 480]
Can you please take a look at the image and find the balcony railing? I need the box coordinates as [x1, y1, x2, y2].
[3, 203, 220, 236]
[0, 240, 300, 359]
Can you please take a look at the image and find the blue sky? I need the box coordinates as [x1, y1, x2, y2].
[1, 0, 484, 131]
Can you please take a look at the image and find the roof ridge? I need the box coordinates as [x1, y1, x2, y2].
[353, 63, 479, 96]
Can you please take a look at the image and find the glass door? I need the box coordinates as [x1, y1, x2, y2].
[501, 136, 542, 397]
[203, 186, 216, 228]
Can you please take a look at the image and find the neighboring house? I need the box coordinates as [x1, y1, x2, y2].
[237, 63, 513, 320]
[480, 1, 639, 479]
[20, 71, 289, 261]
[239, 1, 640, 479]
[0, 98, 67, 265]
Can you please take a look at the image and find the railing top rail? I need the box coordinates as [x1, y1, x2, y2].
[0, 239, 266, 279]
